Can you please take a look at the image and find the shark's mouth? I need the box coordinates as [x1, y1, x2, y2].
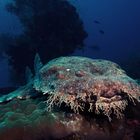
[46, 88, 137, 121]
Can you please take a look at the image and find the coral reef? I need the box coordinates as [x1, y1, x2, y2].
[0, 97, 132, 140]
[0, 56, 140, 140]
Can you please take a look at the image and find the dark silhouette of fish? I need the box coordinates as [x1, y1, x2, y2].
[99, 30, 104, 34]
[94, 20, 100, 24]
[89, 45, 100, 51]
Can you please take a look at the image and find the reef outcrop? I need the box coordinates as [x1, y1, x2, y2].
[0, 56, 140, 140]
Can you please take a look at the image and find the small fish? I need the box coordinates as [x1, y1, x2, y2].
[89, 45, 100, 51]
[94, 20, 100, 24]
[99, 30, 104, 34]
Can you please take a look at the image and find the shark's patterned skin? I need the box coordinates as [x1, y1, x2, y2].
[0, 56, 140, 120]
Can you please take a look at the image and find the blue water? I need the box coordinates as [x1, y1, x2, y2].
[0, 0, 140, 87]
[71, 0, 140, 60]
[0, 1, 140, 140]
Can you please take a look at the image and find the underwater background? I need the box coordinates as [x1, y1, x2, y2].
[0, 0, 140, 87]
[0, 0, 140, 140]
